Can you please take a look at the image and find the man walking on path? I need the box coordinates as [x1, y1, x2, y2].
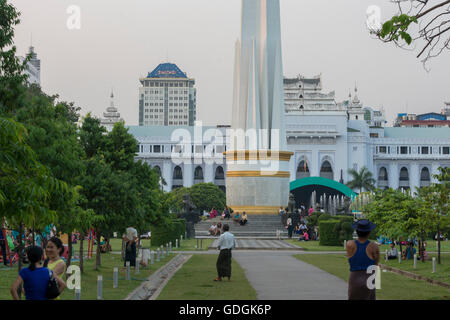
[346, 219, 379, 300]
[214, 224, 236, 282]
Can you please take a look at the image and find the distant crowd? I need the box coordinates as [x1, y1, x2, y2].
[280, 204, 317, 242]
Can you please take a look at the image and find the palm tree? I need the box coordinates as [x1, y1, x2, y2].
[347, 167, 376, 194]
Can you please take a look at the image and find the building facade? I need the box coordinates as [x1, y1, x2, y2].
[129, 74, 450, 197]
[139, 63, 196, 127]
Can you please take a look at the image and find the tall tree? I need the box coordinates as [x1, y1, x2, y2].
[0, 117, 65, 271]
[347, 167, 376, 194]
[0, 0, 30, 114]
[363, 188, 420, 255]
[416, 167, 450, 264]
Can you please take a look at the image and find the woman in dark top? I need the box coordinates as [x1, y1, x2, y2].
[346, 219, 379, 300]
[10, 246, 65, 300]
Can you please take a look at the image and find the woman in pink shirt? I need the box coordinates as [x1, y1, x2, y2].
[303, 231, 309, 241]
[308, 206, 314, 216]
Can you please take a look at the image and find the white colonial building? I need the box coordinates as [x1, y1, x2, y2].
[100, 91, 123, 132]
[127, 74, 450, 197]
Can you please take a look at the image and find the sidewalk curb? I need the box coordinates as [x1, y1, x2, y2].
[379, 264, 450, 290]
[124, 254, 192, 300]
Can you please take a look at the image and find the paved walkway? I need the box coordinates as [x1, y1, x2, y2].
[210, 239, 302, 250]
[233, 251, 348, 300]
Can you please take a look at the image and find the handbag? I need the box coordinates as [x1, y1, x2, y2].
[46, 269, 60, 299]
[43, 259, 60, 299]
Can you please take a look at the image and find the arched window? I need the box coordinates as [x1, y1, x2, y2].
[378, 167, 388, 181]
[194, 166, 204, 180]
[420, 167, 430, 181]
[299, 95, 304, 99]
[153, 166, 161, 177]
[296, 160, 310, 179]
[299, 105, 304, 110]
[320, 160, 334, 180]
[399, 167, 409, 181]
[173, 166, 183, 180]
[215, 166, 224, 180]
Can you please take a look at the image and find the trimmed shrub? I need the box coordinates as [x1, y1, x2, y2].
[318, 213, 334, 222]
[319, 217, 354, 246]
[319, 220, 341, 246]
[151, 218, 186, 247]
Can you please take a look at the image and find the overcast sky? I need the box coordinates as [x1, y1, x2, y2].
[11, 0, 450, 126]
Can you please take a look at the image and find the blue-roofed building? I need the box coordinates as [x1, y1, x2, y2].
[146, 63, 188, 79]
[395, 108, 449, 128]
[139, 63, 196, 127]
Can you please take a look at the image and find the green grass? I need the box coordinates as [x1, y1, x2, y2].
[378, 240, 450, 253]
[157, 254, 257, 300]
[294, 254, 450, 300]
[283, 239, 450, 253]
[284, 240, 345, 251]
[381, 253, 450, 285]
[0, 251, 176, 300]
[172, 238, 214, 251]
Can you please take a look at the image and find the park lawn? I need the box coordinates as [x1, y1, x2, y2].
[284, 240, 345, 252]
[283, 239, 450, 253]
[157, 254, 257, 300]
[294, 254, 450, 300]
[72, 238, 211, 254]
[0, 251, 177, 300]
[382, 253, 450, 285]
[378, 240, 450, 253]
[172, 238, 214, 251]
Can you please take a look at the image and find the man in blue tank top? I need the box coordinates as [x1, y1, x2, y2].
[346, 219, 379, 300]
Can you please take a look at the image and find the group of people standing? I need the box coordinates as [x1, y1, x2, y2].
[10, 237, 67, 300]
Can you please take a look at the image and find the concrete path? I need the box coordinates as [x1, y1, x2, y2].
[233, 251, 348, 300]
[210, 239, 303, 250]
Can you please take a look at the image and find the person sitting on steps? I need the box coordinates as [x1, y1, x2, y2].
[239, 212, 248, 226]
[232, 211, 240, 223]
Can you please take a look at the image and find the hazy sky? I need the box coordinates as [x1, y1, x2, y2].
[11, 0, 450, 126]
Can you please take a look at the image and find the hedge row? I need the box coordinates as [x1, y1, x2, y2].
[150, 219, 186, 247]
[319, 215, 354, 246]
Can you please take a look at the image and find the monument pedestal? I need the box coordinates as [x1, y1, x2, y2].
[225, 150, 293, 215]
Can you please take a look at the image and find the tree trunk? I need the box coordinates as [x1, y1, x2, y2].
[79, 231, 84, 273]
[18, 223, 23, 272]
[17, 223, 24, 300]
[121, 238, 125, 261]
[399, 239, 403, 261]
[437, 225, 441, 264]
[67, 231, 73, 268]
[94, 231, 101, 270]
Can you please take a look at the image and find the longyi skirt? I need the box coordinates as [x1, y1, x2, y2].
[216, 249, 232, 278]
[348, 270, 376, 300]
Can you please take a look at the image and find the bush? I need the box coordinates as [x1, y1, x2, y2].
[150, 218, 186, 247]
[318, 213, 334, 222]
[162, 183, 226, 214]
[319, 216, 354, 246]
[319, 220, 341, 246]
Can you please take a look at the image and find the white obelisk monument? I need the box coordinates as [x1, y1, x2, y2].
[225, 0, 293, 215]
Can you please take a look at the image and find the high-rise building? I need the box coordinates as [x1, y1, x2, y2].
[139, 63, 196, 126]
